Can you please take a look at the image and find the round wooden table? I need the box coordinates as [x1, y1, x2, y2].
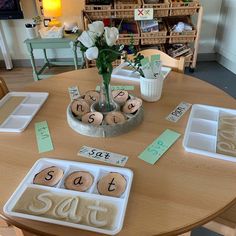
[1, 68, 236, 236]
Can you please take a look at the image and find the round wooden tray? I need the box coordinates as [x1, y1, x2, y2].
[67, 103, 144, 138]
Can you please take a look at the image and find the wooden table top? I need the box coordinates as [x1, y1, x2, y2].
[1, 68, 236, 236]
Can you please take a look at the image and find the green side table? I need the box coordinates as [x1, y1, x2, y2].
[25, 34, 83, 81]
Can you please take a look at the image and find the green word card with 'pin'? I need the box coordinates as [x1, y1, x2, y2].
[138, 129, 181, 165]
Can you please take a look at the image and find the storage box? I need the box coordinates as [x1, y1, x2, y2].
[170, 0, 200, 16]
[84, 0, 113, 20]
[166, 16, 196, 43]
[140, 21, 167, 45]
[142, 0, 169, 17]
[114, 0, 141, 18]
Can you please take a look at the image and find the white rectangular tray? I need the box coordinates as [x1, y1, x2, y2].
[4, 158, 133, 235]
[183, 104, 236, 162]
[111, 62, 171, 82]
[0, 92, 48, 132]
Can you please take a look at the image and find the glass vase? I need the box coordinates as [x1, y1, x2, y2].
[98, 81, 117, 113]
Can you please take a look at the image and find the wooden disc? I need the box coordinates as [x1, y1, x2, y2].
[97, 172, 127, 197]
[84, 90, 99, 105]
[112, 90, 129, 104]
[64, 171, 94, 192]
[105, 111, 126, 125]
[122, 98, 142, 114]
[33, 166, 64, 187]
[71, 99, 90, 117]
[82, 112, 103, 126]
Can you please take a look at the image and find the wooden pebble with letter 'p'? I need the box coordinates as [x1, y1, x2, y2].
[97, 172, 127, 197]
[82, 112, 103, 126]
[64, 171, 94, 192]
[33, 166, 64, 187]
[71, 99, 90, 117]
[112, 90, 129, 104]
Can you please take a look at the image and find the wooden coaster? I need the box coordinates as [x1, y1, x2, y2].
[71, 99, 90, 117]
[97, 172, 127, 197]
[84, 91, 100, 105]
[64, 171, 94, 192]
[82, 112, 103, 126]
[112, 90, 129, 104]
[33, 166, 64, 187]
[105, 111, 126, 125]
[122, 98, 142, 114]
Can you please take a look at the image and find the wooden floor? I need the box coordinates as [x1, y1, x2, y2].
[0, 66, 75, 91]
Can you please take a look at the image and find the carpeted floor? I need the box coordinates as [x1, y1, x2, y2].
[186, 61, 236, 99]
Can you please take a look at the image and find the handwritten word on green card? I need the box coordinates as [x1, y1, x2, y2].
[96, 85, 135, 91]
[35, 121, 54, 153]
[139, 129, 181, 165]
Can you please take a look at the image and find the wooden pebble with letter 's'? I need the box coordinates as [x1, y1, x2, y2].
[33, 166, 64, 187]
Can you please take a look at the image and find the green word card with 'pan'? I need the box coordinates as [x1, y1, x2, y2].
[138, 129, 181, 165]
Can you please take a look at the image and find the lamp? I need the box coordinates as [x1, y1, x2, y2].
[42, 0, 62, 27]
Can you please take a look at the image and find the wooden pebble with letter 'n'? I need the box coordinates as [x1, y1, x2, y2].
[67, 90, 144, 137]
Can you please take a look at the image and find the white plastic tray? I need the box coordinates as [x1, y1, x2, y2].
[183, 104, 236, 162]
[0, 92, 48, 132]
[3, 158, 133, 235]
[111, 62, 171, 82]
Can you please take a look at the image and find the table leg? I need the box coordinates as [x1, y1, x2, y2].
[28, 44, 39, 81]
[43, 49, 50, 68]
[71, 42, 78, 70]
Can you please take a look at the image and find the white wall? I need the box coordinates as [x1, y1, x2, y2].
[0, 0, 222, 60]
[197, 0, 222, 54]
[0, 0, 84, 60]
[215, 0, 236, 74]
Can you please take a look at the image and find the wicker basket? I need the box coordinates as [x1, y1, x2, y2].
[114, 0, 141, 18]
[140, 21, 167, 45]
[167, 17, 196, 43]
[84, 0, 113, 20]
[170, 0, 199, 16]
[118, 21, 140, 45]
[142, 0, 169, 17]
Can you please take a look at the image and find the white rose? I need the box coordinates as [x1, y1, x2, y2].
[104, 27, 119, 46]
[88, 21, 104, 37]
[77, 31, 96, 48]
[85, 46, 99, 60]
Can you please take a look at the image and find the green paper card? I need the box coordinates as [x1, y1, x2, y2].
[35, 121, 54, 153]
[138, 129, 181, 165]
[96, 85, 135, 91]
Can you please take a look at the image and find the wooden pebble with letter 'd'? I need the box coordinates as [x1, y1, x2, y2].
[33, 166, 64, 187]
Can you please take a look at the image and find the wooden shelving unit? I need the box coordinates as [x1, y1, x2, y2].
[82, 0, 203, 72]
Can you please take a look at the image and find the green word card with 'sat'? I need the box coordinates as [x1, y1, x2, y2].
[139, 129, 181, 165]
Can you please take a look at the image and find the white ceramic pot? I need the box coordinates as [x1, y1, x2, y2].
[26, 26, 39, 39]
[140, 76, 164, 102]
